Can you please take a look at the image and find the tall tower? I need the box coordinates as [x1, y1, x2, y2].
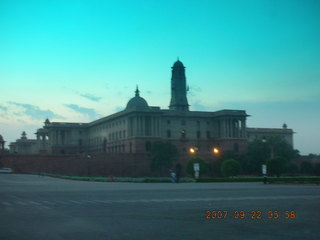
[169, 59, 189, 111]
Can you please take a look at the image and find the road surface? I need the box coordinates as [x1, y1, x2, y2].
[0, 174, 319, 240]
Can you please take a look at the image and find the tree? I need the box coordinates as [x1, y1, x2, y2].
[245, 136, 299, 175]
[150, 141, 178, 172]
[186, 157, 209, 177]
[314, 163, 320, 176]
[287, 163, 299, 175]
[300, 161, 314, 175]
[267, 157, 288, 177]
[221, 159, 242, 177]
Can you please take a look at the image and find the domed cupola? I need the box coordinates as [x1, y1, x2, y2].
[125, 86, 149, 111]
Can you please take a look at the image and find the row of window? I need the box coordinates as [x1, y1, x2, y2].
[166, 130, 211, 139]
[90, 119, 126, 133]
[108, 130, 126, 141]
[167, 120, 211, 126]
[88, 130, 127, 145]
[84, 141, 240, 153]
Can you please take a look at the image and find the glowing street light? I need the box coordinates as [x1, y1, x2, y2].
[212, 147, 220, 155]
[189, 147, 198, 154]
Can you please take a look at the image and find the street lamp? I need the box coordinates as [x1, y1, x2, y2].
[189, 147, 198, 155]
[262, 137, 267, 184]
[212, 147, 220, 155]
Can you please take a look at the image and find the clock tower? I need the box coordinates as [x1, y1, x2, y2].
[169, 59, 189, 111]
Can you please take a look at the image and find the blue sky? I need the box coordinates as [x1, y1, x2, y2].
[0, 0, 319, 154]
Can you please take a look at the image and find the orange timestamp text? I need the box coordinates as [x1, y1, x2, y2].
[205, 210, 296, 219]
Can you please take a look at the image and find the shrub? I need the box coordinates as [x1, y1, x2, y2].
[314, 163, 320, 176]
[186, 157, 210, 177]
[267, 157, 288, 177]
[221, 159, 242, 177]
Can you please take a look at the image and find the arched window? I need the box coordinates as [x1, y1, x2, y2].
[103, 138, 107, 152]
[167, 130, 171, 138]
[197, 131, 201, 139]
[233, 142, 239, 152]
[145, 141, 151, 152]
[181, 129, 186, 138]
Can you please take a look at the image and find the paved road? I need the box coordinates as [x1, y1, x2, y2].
[0, 174, 319, 240]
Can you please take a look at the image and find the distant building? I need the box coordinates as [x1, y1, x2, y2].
[8, 60, 294, 157]
[0, 134, 5, 153]
[247, 123, 294, 146]
[9, 131, 38, 154]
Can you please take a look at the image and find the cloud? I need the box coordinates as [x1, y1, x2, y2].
[0, 105, 8, 112]
[8, 102, 64, 120]
[79, 93, 102, 102]
[188, 85, 202, 97]
[190, 101, 214, 111]
[64, 104, 102, 119]
[0, 105, 8, 118]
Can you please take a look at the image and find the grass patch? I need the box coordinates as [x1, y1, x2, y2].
[33, 173, 320, 184]
[267, 176, 320, 184]
[196, 177, 262, 182]
[196, 176, 320, 184]
[38, 173, 196, 183]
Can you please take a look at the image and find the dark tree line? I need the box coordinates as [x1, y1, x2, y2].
[149, 137, 318, 177]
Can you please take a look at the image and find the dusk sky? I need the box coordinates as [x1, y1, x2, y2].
[0, 0, 319, 154]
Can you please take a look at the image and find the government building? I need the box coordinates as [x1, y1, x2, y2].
[8, 60, 294, 158]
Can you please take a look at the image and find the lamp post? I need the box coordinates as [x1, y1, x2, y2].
[189, 146, 199, 179]
[262, 137, 267, 184]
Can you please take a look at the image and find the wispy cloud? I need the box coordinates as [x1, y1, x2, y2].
[64, 104, 102, 119]
[191, 101, 213, 111]
[8, 102, 64, 120]
[188, 85, 202, 97]
[0, 105, 8, 112]
[0, 105, 8, 118]
[79, 93, 102, 102]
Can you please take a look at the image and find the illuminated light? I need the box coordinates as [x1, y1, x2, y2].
[213, 147, 220, 155]
[189, 147, 196, 154]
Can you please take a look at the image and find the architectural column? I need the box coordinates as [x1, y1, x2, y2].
[136, 116, 139, 136]
[237, 120, 240, 138]
[235, 120, 239, 138]
[232, 119, 235, 138]
[241, 119, 246, 138]
[221, 119, 225, 138]
[152, 117, 155, 136]
[142, 116, 145, 136]
[157, 117, 160, 136]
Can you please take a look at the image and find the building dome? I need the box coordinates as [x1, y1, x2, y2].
[125, 87, 149, 111]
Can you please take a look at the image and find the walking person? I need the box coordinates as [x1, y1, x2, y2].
[170, 169, 176, 183]
[175, 163, 182, 183]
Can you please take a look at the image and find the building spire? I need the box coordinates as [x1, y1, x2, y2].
[135, 85, 140, 97]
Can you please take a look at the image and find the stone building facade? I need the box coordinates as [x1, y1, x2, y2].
[8, 60, 294, 157]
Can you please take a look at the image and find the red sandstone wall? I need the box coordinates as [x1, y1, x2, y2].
[0, 153, 152, 177]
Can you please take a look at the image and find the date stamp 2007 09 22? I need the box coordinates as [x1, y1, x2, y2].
[205, 210, 296, 220]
